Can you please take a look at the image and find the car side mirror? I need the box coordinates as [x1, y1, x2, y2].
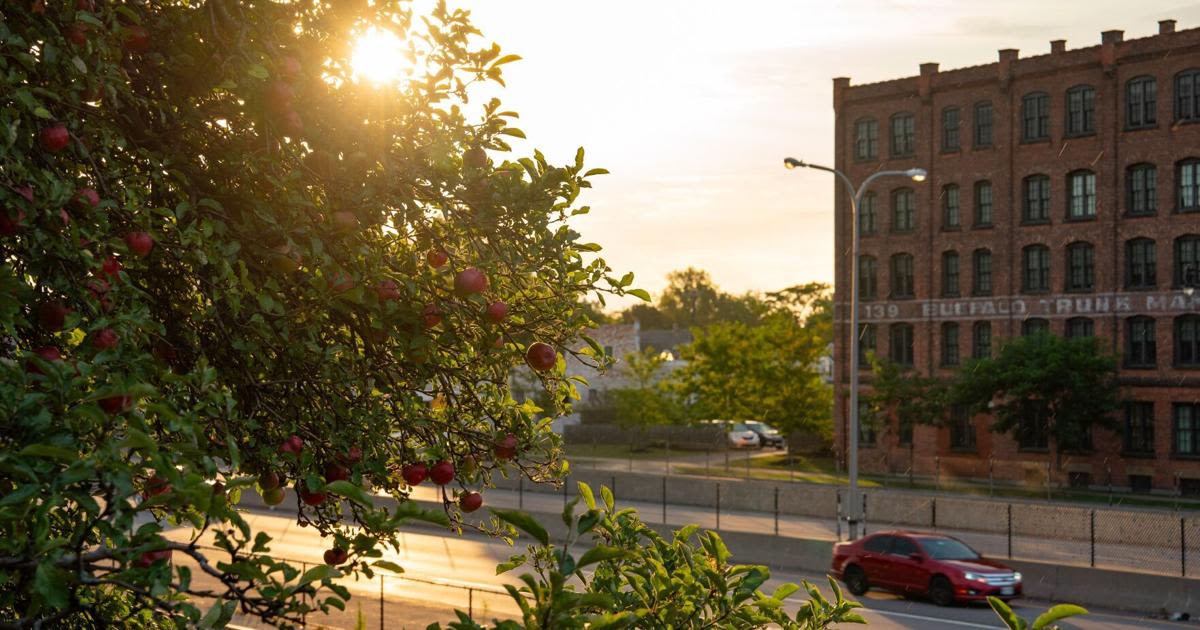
[909, 553, 923, 562]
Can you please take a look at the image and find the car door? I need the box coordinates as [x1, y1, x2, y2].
[887, 535, 929, 593]
[857, 534, 896, 588]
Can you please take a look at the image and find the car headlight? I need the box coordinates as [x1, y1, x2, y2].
[963, 572, 984, 582]
[1012, 572, 1022, 582]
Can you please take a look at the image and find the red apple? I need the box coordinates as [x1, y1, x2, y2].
[73, 187, 100, 211]
[39, 125, 70, 152]
[0, 209, 25, 236]
[101, 256, 122, 278]
[401, 462, 427, 486]
[454, 267, 488, 297]
[37, 301, 70, 331]
[16, 186, 33, 203]
[429, 460, 454, 486]
[329, 271, 354, 293]
[259, 471, 281, 490]
[123, 25, 150, 52]
[464, 146, 487, 168]
[278, 56, 302, 82]
[65, 24, 88, 46]
[125, 231, 154, 256]
[262, 486, 286, 506]
[324, 462, 350, 483]
[263, 81, 294, 114]
[86, 278, 109, 300]
[134, 548, 171, 568]
[323, 547, 348, 566]
[144, 475, 171, 497]
[485, 301, 508, 323]
[278, 435, 304, 455]
[426, 249, 448, 268]
[459, 491, 483, 513]
[343, 446, 363, 465]
[332, 211, 358, 231]
[298, 484, 327, 506]
[421, 304, 442, 329]
[26, 347, 62, 375]
[375, 279, 401, 301]
[91, 328, 119, 350]
[99, 395, 132, 414]
[525, 342, 557, 372]
[493, 434, 518, 460]
[76, 0, 95, 10]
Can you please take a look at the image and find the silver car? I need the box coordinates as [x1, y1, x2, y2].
[727, 422, 761, 449]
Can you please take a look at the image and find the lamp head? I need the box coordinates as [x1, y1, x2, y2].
[783, 157, 803, 170]
[906, 168, 928, 182]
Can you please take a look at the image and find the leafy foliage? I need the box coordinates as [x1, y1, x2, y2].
[618, 267, 766, 329]
[989, 597, 1087, 630]
[0, 1, 634, 626]
[606, 347, 682, 429]
[867, 357, 951, 433]
[430, 483, 866, 629]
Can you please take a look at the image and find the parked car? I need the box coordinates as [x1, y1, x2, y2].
[745, 421, 785, 449]
[726, 422, 761, 449]
[830, 531, 1022, 606]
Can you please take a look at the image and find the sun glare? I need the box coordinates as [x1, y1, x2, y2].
[351, 27, 406, 84]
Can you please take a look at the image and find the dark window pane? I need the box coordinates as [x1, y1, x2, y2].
[942, 251, 960, 296]
[942, 107, 960, 151]
[974, 102, 993, 147]
[973, 249, 992, 295]
[1125, 402, 1154, 454]
[855, 118, 879, 160]
[941, 322, 960, 366]
[974, 181, 993, 226]
[972, 321, 991, 359]
[1128, 164, 1157, 215]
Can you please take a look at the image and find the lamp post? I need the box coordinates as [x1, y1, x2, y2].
[783, 157, 926, 539]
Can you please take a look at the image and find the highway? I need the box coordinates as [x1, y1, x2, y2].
[165, 507, 1195, 629]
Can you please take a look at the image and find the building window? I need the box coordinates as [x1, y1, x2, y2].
[1176, 315, 1200, 367]
[941, 107, 960, 151]
[1179, 159, 1200, 212]
[858, 323, 876, 367]
[1018, 409, 1049, 450]
[1022, 174, 1051, 223]
[974, 181, 993, 227]
[1022, 92, 1050, 141]
[1130, 474, 1153, 493]
[1176, 235, 1200, 287]
[1175, 403, 1200, 456]
[972, 321, 992, 359]
[889, 323, 914, 366]
[892, 188, 915, 232]
[974, 101, 993, 147]
[1127, 163, 1157, 215]
[1125, 402, 1154, 455]
[949, 405, 976, 450]
[942, 185, 960, 229]
[1021, 318, 1049, 336]
[1175, 69, 1200, 122]
[858, 255, 877, 300]
[1126, 316, 1156, 368]
[973, 248, 992, 296]
[1126, 76, 1156, 128]
[1125, 238, 1157, 289]
[854, 118, 879, 160]
[1065, 85, 1096, 135]
[1066, 317, 1094, 339]
[941, 250, 960, 297]
[1022, 244, 1051, 293]
[860, 192, 878, 235]
[941, 322, 959, 366]
[1067, 170, 1097, 219]
[1066, 241, 1095, 291]
[859, 401, 877, 447]
[890, 253, 914, 299]
[890, 112, 915, 157]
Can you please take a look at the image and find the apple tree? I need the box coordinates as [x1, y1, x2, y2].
[0, 0, 633, 626]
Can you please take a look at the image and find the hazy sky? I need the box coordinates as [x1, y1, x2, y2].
[450, 1, 1200, 308]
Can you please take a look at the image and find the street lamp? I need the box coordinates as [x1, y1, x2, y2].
[783, 157, 927, 540]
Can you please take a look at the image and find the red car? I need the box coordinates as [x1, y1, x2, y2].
[831, 531, 1022, 606]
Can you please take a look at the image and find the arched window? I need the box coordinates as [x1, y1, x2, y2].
[890, 112, 915, 157]
[941, 250, 960, 297]
[1125, 238, 1156, 289]
[941, 322, 960, 367]
[973, 101, 993, 147]
[1176, 315, 1200, 367]
[1126, 316, 1156, 368]
[892, 188, 915, 232]
[1021, 318, 1050, 336]
[974, 180, 993, 226]
[1126, 163, 1157, 215]
[942, 184, 960, 229]
[859, 192, 878, 235]
[858, 324, 876, 367]
[1178, 159, 1200, 211]
[854, 117, 878, 160]
[1176, 235, 1200, 287]
[1067, 170, 1097, 219]
[972, 248, 992, 296]
[1022, 174, 1051, 223]
[857, 255, 877, 300]
[1066, 85, 1096, 135]
[1175, 69, 1200, 121]
[1066, 241, 1095, 291]
[889, 323, 914, 366]
[1022, 91, 1050, 140]
[1022, 244, 1050, 293]
[1126, 76, 1157, 128]
[1066, 317, 1094, 339]
[972, 321, 992, 359]
[941, 107, 961, 151]
[889, 253, 914, 299]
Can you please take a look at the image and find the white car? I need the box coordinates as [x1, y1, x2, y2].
[727, 422, 761, 449]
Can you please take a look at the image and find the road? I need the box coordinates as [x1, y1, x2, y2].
[166, 507, 1195, 629]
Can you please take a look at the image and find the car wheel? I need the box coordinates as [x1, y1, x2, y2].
[929, 576, 955, 607]
[842, 565, 869, 596]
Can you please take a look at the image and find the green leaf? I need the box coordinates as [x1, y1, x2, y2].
[490, 508, 548, 546]
[372, 560, 404, 574]
[576, 545, 627, 569]
[247, 64, 269, 79]
[584, 168, 610, 177]
[1031, 604, 1087, 630]
[496, 553, 526, 574]
[34, 562, 69, 609]
[627, 288, 651, 302]
[324, 480, 373, 507]
[988, 596, 1028, 630]
[72, 57, 87, 74]
[577, 482, 596, 510]
[118, 428, 156, 452]
[293, 564, 339, 591]
[498, 127, 526, 139]
[18, 444, 77, 461]
[492, 54, 522, 66]
[33, 107, 52, 119]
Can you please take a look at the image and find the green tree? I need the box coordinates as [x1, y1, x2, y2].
[952, 333, 1120, 460]
[0, 2, 638, 626]
[656, 267, 766, 328]
[866, 357, 952, 438]
[432, 483, 866, 629]
[608, 347, 682, 429]
[616, 302, 674, 329]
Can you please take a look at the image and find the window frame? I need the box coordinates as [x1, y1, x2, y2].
[1066, 317, 1094, 339]
[1175, 69, 1200, 123]
[859, 191, 878, 236]
[1021, 244, 1051, 293]
[941, 250, 960, 297]
[1178, 159, 1200, 212]
[941, 106, 961, 152]
[1175, 234, 1200, 288]
[1175, 403, 1200, 457]
[974, 180, 993, 227]
[1126, 316, 1157, 368]
[1125, 237, 1157, 290]
[854, 117, 879, 161]
[1021, 318, 1050, 337]
[1067, 170, 1097, 220]
[890, 112, 916, 158]
[973, 101, 993, 148]
[1021, 91, 1050, 141]
[892, 188, 916, 232]
[1176, 315, 1200, 368]
[940, 321, 960, 367]
[889, 322, 914, 366]
[1124, 401, 1155, 456]
[1065, 241, 1096, 292]
[942, 184, 961, 230]
[1065, 85, 1096, 136]
[857, 255, 877, 300]
[1126, 76, 1157, 129]
[858, 323, 876, 367]
[1126, 163, 1157, 216]
[889, 253, 915, 299]
[1022, 174, 1051, 224]
[972, 248, 993, 296]
[949, 405, 977, 451]
[972, 321, 992, 360]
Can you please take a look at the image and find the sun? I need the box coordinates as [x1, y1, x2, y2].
[351, 27, 406, 84]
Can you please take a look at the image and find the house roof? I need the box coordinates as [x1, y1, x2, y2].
[639, 328, 693, 353]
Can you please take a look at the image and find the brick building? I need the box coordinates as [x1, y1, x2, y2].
[832, 20, 1200, 494]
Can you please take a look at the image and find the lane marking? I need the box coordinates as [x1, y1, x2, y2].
[782, 599, 1003, 629]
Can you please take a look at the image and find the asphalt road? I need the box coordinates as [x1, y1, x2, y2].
[167, 508, 1197, 630]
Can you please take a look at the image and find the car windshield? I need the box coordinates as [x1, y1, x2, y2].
[746, 422, 776, 434]
[916, 537, 980, 560]
[730, 423, 749, 432]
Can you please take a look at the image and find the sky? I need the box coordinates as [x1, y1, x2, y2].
[444, 1, 1200, 309]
